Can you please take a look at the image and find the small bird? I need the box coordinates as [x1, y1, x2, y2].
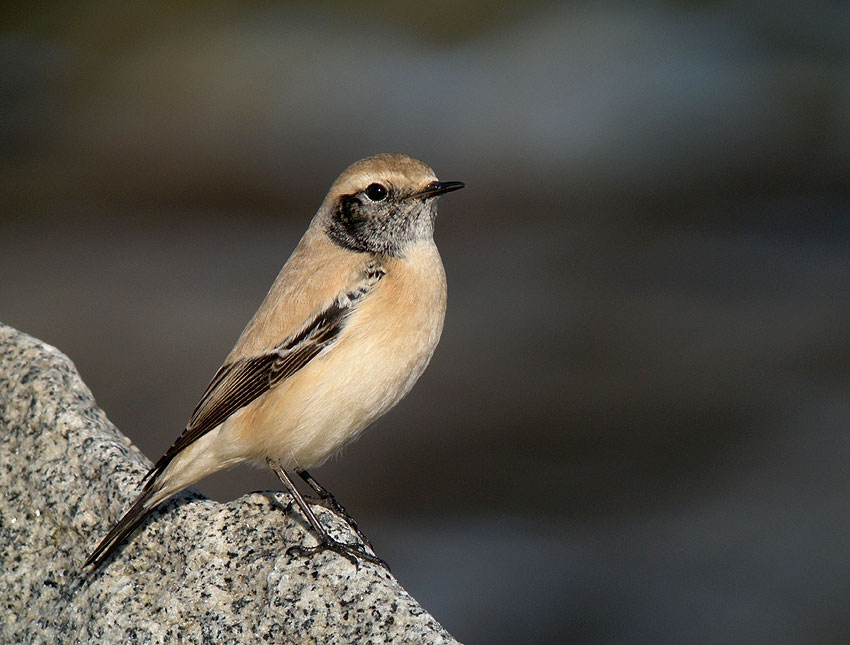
[85, 153, 463, 570]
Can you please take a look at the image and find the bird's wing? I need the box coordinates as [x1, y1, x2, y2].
[141, 265, 385, 489]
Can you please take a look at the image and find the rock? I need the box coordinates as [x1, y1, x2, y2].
[0, 324, 458, 643]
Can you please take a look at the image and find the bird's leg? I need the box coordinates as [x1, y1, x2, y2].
[266, 460, 388, 570]
[297, 469, 375, 551]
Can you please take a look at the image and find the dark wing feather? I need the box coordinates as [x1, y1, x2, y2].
[140, 278, 382, 490]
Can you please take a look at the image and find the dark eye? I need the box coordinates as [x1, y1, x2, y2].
[365, 183, 388, 201]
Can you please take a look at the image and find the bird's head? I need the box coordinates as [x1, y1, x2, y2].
[321, 153, 464, 256]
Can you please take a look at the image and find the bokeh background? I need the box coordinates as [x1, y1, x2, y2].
[3, 2, 850, 642]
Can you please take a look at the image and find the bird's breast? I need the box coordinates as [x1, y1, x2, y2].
[342, 242, 447, 404]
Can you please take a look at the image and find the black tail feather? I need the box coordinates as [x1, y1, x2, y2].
[83, 487, 157, 570]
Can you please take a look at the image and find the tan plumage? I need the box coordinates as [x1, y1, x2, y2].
[85, 153, 463, 569]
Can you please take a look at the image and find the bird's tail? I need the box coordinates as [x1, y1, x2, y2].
[83, 485, 159, 570]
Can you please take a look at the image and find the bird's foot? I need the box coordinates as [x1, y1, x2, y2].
[287, 536, 389, 571]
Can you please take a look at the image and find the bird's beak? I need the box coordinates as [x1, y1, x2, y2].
[411, 181, 465, 200]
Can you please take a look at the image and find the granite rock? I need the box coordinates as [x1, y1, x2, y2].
[0, 324, 458, 644]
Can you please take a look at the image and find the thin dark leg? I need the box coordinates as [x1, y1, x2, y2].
[297, 469, 374, 551]
[266, 460, 387, 569]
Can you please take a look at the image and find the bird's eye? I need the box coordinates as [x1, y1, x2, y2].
[365, 183, 388, 201]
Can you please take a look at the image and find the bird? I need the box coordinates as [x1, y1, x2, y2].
[84, 153, 463, 570]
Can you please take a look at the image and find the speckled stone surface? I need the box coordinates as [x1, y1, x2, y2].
[0, 324, 459, 644]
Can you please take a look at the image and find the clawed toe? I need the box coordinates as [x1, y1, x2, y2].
[287, 537, 389, 570]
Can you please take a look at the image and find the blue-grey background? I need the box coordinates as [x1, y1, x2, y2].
[2, 2, 850, 642]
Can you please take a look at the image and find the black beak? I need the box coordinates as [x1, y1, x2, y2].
[412, 181, 465, 200]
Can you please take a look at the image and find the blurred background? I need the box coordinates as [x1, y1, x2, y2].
[2, 1, 850, 642]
